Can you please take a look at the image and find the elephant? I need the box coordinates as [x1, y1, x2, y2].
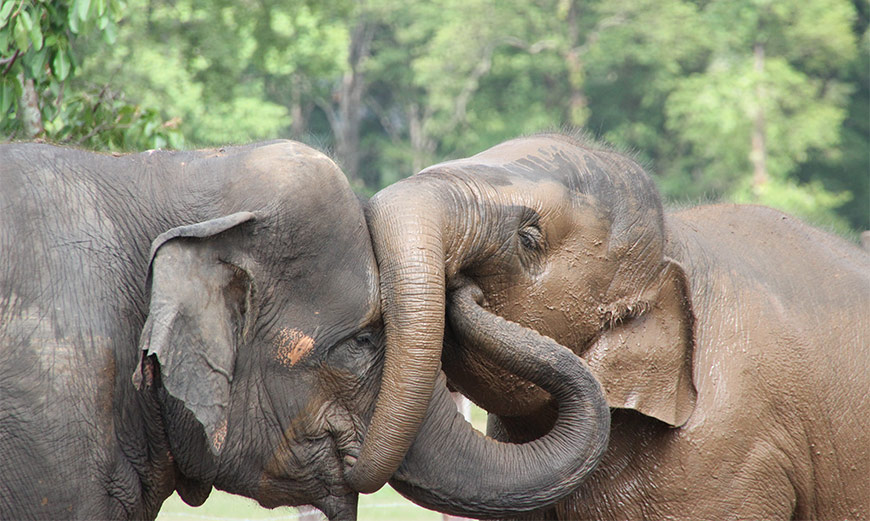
[0, 140, 384, 520]
[361, 133, 870, 520]
[0, 139, 610, 520]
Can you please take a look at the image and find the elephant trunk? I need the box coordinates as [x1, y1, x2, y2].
[390, 284, 610, 517]
[347, 180, 451, 493]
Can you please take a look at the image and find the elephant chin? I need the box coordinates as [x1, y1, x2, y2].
[312, 493, 359, 521]
[387, 284, 610, 518]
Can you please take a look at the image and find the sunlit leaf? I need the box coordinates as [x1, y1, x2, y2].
[0, 0, 16, 30]
[13, 15, 30, 51]
[77, 0, 91, 22]
[68, 5, 79, 33]
[28, 14, 43, 51]
[17, 8, 32, 32]
[102, 19, 115, 43]
[53, 47, 70, 80]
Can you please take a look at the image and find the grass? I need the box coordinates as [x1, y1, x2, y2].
[156, 485, 442, 521]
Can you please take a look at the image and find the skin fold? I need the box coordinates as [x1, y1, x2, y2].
[0, 141, 382, 520]
[365, 133, 870, 520]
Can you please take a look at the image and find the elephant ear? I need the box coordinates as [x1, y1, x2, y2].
[583, 259, 696, 427]
[133, 212, 256, 454]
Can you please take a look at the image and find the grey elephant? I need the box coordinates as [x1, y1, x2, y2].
[361, 133, 870, 519]
[0, 140, 383, 520]
[0, 140, 608, 520]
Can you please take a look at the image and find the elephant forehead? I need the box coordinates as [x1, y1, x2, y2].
[498, 179, 572, 209]
[231, 142, 353, 204]
[426, 151, 579, 187]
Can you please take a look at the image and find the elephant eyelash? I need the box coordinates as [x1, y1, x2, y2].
[598, 301, 651, 329]
[518, 224, 544, 251]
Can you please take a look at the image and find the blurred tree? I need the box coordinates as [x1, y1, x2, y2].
[78, 0, 292, 146]
[365, 0, 526, 182]
[76, 0, 376, 182]
[8, 0, 863, 233]
[0, 0, 182, 149]
[662, 0, 859, 231]
[793, 1, 869, 232]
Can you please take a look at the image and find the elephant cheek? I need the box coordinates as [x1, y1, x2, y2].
[484, 281, 600, 357]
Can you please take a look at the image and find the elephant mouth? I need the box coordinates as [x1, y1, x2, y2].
[304, 430, 362, 521]
[256, 404, 364, 520]
[442, 325, 555, 419]
[257, 434, 360, 520]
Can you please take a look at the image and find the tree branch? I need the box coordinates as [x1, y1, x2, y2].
[2, 50, 21, 76]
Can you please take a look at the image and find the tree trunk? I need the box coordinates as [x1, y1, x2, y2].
[18, 74, 44, 139]
[408, 103, 436, 174]
[289, 76, 311, 140]
[750, 42, 768, 196]
[563, 0, 589, 127]
[328, 19, 374, 187]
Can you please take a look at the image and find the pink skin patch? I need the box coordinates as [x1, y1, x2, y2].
[212, 418, 228, 452]
[275, 328, 316, 367]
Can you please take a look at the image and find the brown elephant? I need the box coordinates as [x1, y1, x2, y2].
[356, 133, 870, 519]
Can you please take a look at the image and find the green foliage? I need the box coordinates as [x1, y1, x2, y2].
[0, 0, 182, 149]
[2, 0, 866, 234]
[657, 0, 859, 229]
[45, 84, 183, 150]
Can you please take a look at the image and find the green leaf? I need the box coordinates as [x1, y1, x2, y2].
[28, 13, 42, 51]
[68, 5, 79, 33]
[108, 0, 123, 19]
[13, 16, 29, 51]
[17, 8, 31, 32]
[76, 0, 90, 22]
[26, 47, 46, 78]
[52, 47, 69, 80]
[0, 80, 13, 115]
[0, 0, 16, 30]
[102, 18, 115, 43]
[41, 99, 57, 121]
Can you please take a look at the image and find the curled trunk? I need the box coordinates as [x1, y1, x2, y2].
[388, 284, 609, 518]
[347, 182, 449, 492]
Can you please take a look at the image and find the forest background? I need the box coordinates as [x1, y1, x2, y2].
[1, 0, 868, 234]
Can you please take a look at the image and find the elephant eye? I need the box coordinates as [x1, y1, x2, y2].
[340, 329, 381, 356]
[518, 224, 543, 251]
[326, 328, 382, 378]
[353, 332, 375, 349]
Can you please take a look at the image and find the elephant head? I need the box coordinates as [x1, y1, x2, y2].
[358, 133, 696, 512]
[129, 142, 384, 520]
